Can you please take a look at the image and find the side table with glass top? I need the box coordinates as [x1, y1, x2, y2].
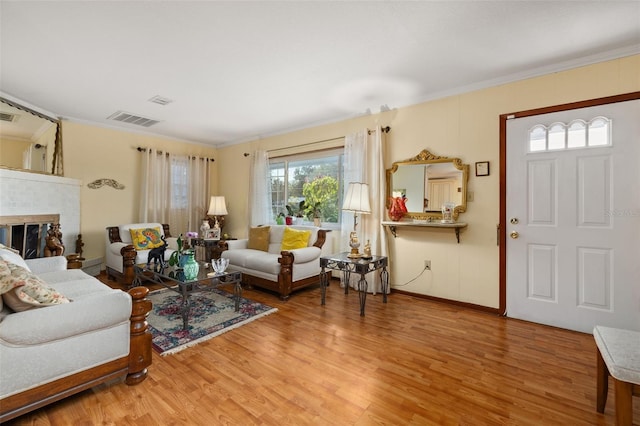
[319, 252, 389, 316]
[190, 237, 237, 262]
[133, 262, 242, 330]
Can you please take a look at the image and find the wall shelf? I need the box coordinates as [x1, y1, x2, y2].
[381, 220, 468, 243]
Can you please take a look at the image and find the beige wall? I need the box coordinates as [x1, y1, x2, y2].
[216, 54, 640, 309]
[61, 121, 218, 263]
[0, 122, 57, 173]
[0, 136, 30, 168]
[46, 55, 638, 307]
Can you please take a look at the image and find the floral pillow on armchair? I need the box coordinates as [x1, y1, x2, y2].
[129, 227, 164, 250]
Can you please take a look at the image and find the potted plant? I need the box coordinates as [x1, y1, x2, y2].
[276, 212, 285, 225]
[305, 201, 322, 226]
[285, 200, 305, 225]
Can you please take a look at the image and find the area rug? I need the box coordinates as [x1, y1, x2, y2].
[146, 287, 277, 356]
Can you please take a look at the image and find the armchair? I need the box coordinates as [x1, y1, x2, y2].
[106, 223, 177, 285]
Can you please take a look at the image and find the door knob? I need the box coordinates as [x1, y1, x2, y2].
[510, 231, 519, 239]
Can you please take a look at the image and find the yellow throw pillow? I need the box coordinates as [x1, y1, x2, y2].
[248, 226, 270, 252]
[129, 227, 164, 250]
[281, 227, 311, 251]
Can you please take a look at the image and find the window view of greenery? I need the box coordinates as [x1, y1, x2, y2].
[269, 151, 343, 225]
[171, 160, 188, 208]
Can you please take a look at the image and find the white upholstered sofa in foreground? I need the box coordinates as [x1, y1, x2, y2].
[0, 247, 152, 422]
[220, 225, 329, 300]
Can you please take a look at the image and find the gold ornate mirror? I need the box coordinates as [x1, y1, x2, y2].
[386, 149, 469, 221]
[0, 97, 63, 176]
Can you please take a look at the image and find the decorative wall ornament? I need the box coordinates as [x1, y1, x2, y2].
[87, 178, 125, 190]
[409, 149, 447, 162]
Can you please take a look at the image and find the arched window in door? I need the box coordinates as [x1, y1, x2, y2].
[528, 116, 611, 152]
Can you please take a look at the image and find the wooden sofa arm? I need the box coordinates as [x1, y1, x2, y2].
[126, 286, 152, 385]
[312, 229, 328, 249]
[278, 229, 328, 299]
[121, 244, 138, 286]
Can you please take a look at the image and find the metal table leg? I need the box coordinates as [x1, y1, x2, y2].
[380, 267, 389, 303]
[179, 294, 191, 330]
[343, 268, 351, 295]
[233, 280, 242, 311]
[358, 274, 368, 316]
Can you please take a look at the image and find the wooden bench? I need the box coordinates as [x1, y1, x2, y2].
[594, 326, 640, 426]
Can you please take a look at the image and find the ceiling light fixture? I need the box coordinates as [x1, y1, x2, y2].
[148, 95, 173, 106]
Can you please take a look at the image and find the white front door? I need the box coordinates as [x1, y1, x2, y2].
[506, 99, 640, 333]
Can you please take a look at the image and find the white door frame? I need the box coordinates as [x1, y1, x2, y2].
[498, 91, 640, 315]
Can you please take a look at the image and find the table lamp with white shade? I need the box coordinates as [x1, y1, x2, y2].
[207, 196, 228, 239]
[342, 182, 371, 258]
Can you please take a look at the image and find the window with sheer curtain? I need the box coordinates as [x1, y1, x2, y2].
[269, 148, 345, 226]
[138, 149, 210, 234]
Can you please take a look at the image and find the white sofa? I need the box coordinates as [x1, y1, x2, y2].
[0, 248, 152, 422]
[106, 223, 177, 285]
[220, 225, 329, 300]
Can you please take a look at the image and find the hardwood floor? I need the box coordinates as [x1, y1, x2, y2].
[5, 273, 637, 425]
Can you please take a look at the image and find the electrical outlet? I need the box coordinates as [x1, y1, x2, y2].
[424, 260, 431, 270]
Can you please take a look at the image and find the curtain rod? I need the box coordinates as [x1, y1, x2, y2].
[370, 126, 391, 135]
[243, 126, 392, 156]
[266, 136, 345, 154]
[136, 146, 214, 162]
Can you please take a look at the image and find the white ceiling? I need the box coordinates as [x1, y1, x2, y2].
[1, 1, 639, 147]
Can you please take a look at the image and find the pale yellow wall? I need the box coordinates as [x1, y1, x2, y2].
[216, 54, 640, 309]
[0, 122, 56, 172]
[51, 55, 638, 306]
[0, 136, 30, 168]
[37, 124, 57, 173]
[61, 121, 218, 263]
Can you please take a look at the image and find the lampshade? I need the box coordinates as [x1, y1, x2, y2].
[342, 182, 371, 213]
[207, 196, 228, 216]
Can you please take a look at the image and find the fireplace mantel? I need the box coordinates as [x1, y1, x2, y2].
[0, 169, 80, 252]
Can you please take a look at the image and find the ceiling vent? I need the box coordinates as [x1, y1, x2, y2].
[0, 112, 18, 123]
[107, 111, 160, 128]
[148, 95, 173, 106]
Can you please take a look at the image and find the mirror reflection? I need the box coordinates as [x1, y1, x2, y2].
[386, 149, 469, 221]
[0, 98, 61, 175]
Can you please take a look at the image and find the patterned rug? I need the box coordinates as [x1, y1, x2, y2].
[146, 287, 277, 355]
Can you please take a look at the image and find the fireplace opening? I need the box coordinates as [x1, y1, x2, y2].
[0, 214, 60, 259]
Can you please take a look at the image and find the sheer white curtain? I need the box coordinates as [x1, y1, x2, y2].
[139, 148, 171, 224]
[139, 149, 211, 235]
[341, 126, 388, 293]
[249, 150, 272, 227]
[188, 156, 211, 232]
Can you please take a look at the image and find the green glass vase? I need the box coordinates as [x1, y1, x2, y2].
[181, 251, 199, 280]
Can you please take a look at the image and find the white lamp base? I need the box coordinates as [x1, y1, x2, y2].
[347, 231, 361, 258]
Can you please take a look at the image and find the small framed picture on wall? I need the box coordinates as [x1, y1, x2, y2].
[475, 161, 490, 177]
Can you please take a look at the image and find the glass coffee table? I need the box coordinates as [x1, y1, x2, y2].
[133, 262, 242, 330]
